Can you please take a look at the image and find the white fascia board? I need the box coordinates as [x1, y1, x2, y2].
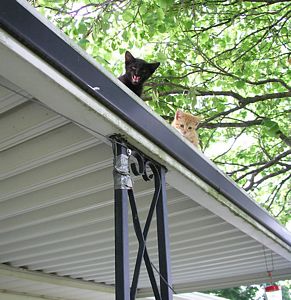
[0, 28, 290, 263]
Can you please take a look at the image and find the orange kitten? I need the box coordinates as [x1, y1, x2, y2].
[172, 110, 201, 147]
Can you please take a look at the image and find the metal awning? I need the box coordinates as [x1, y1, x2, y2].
[0, 1, 290, 300]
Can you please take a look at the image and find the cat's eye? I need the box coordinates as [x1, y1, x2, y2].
[131, 67, 136, 70]
[188, 126, 192, 130]
[180, 125, 184, 128]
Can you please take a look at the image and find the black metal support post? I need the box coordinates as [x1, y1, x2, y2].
[156, 167, 173, 300]
[112, 137, 173, 300]
[113, 140, 131, 300]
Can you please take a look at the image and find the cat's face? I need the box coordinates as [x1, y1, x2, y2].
[172, 110, 201, 138]
[124, 51, 160, 85]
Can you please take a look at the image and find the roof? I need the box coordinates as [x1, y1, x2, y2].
[0, 1, 290, 300]
[1, 0, 290, 245]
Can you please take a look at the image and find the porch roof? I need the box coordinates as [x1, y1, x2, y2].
[0, 1, 290, 300]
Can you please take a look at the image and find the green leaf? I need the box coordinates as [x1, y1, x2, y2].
[122, 31, 129, 41]
[78, 22, 87, 35]
[200, 32, 208, 43]
[78, 38, 89, 49]
[156, 8, 165, 20]
[218, 39, 226, 48]
[281, 27, 288, 35]
[262, 119, 281, 137]
[101, 22, 110, 32]
[144, 14, 154, 25]
[122, 11, 133, 22]
[184, 20, 192, 30]
[157, 0, 174, 9]
[158, 24, 167, 33]
[152, 90, 159, 102]
[156, 52, 167, 62]
[188, 87, 199, 109]
[235, 80, 245, 89]
[139, 4, 148, 15]
[216, 101, 226, 112]
[166, 103, 176, 112]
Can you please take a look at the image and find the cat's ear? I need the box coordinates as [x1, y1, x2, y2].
[175, 110, 184, 120]
[148, 62, 160, 74]
[125, 51, 135, 64]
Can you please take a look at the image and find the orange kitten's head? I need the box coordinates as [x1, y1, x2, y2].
[172, 110, 201, 138]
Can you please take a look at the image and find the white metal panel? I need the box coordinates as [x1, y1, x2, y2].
[0, 101, 69, 152]
[0, 123, 100, 181]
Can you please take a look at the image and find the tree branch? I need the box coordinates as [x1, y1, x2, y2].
[266, 174, 291, 211]
[200, 119, 263, 129]
[244, 166, 291, 191]
[144, 85, 291, 105]
[241, 91, 291, 105]
[278, 132, 291, 147]
[236, 149, 291, 182]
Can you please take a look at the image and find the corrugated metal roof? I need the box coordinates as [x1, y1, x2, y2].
[1, 0, 290, 246]
[0, 76, 290, 300]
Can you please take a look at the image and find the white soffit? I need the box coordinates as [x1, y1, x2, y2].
[0, 9, 290, 300]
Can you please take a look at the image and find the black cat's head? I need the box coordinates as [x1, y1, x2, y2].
[124, 51, 160, 85]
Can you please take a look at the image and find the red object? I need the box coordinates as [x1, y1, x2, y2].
[265, 285, 280, 292]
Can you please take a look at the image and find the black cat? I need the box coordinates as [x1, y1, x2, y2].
[118, 51, 160, 97]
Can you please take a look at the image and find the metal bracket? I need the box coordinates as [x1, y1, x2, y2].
[113, 149, 133, 190]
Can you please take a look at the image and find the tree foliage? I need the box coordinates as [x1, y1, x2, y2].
[281, 282, 291, 300]
[28, 0, 291, 225]
[205, 286, 258, 300]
